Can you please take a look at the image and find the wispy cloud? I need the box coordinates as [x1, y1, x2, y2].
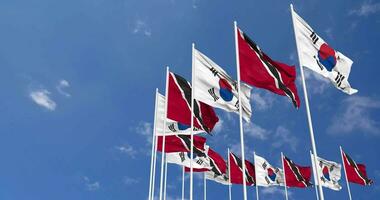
[251, 91, 275, 111]
[83, 176, 100, 191]
[328, 96, 380, 135]
[261, 187, 292, 198]
[349, 1, 380, 16]
[213, 118, 224, 134]
[29, 89, 57, 111]
[123, 176, 140, 185]
[56, 79, 71, 97]
[271, 126, 299, 152]
[115, 144, 137, 158]
[132, 19, 152, 37]
[244, 122, 270, 140]
[135, 121, 153, 144]
[301, 68, 330, 94]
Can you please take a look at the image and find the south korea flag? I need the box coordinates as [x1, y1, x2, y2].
[254, 154, 284, 187]
[311, 153, 342, 191]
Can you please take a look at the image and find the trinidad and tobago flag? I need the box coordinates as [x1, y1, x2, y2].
[236, 27, 300, 108]
[342, 150, 373, 186]
[229, 152, 256, 186]
[283, 156, 312, 188]
[156, 135, 206, 155]
[167, 72, 219, 134]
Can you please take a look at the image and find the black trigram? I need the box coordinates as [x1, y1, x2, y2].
[168, 124, 177, 132]
[234, 100, 239, 110]
[179, 152, 186, 162]
[209, 67, 219, 76]
[310, 32, 319, 44]
[335, 72, 345, 88]
[262, 162, 267, 170]
[196, 159, 204, 165]
[265, 176, 271, 184]
[208, 88, 219, 101]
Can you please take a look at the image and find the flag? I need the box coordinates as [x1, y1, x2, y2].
[156, 135, 206, 153]
[166, 152, 211, 170]
[236, 27, 301, 108]
[283, 156, 312, 188]
[291, 8, 357, 95]
[311, 153, 342, 191]
[154, 92, 204, 136]
[229, 152, 255, 186]
[254, 154, 284, 187]
[342, 150, 373, 185]
[193, 48, 252, 122]
[167, 72, 219, 134]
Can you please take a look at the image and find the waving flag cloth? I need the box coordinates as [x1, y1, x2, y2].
[283, 156, 312, 188]
[167, 72, 219, 134]
[291, 9, 357, 95]
[155, 92, 204, 136]
[229, 152, 255, 186]
[237, 27, 301, 108]
[311, 153, 342, 191]
[156, 135, 206, 153]
[341, 150, 373, 185]
[254, 154, 284, 187]
[193, 48, 252, 122]
[166, 151, 211, 170]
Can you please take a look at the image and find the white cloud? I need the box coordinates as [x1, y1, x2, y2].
[349, 1, 380, 16]
[244, 122, 270, 140]
[123, 176, 139, 185]
[251, 91, 275, 111]
[132, 19, 152, 37]
[115, 144, 137, 158]
[261, 187, 292, 198]
[324, 28, 334, 40]
[301, 68, 330, 94]
[83, 176, 100, 191]
[29, 89, 57, 111]
[136, 121, 153, 144]
[271, 126, 298, 152]
[328, 96, 380, 135]
[212, 118, 224, 134]
[56, 79, 71, 97]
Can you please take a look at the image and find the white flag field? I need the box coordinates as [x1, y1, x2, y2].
[292, 9, 357, 95]
[154, 92, 204, 136]
[254, 154, 284, 187]
[166, 152, 211, 169]
[311, 153, 342, 191]
[193, 48, 252, 122]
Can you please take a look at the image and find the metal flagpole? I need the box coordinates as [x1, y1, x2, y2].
[253, 152, 259, 200]
[233, 20, 248, 200]
[228, 148, 232, 200]
[190, 43, 195, 200]
[149, 89, 159, 200]
[281, 152, 289, 200]
[159, 67, 170, 200]
[290, 4, 325, 200]
[204, 173, 207, 200]
[310, 151, 320, 200]
[340, 146, 353, 200]
[164, 158, 168, 200]
[182, 166, 185, 200]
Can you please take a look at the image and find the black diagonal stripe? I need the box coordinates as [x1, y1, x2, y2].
[176, 135, 206, 158]
[284, 157, 312, 187]
[231, 153, 255, 185]
[172, 73, 211, 133]
[344, 152, 373, 185]
[241, 32, 298, 108]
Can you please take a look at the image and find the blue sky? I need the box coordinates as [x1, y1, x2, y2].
[0, 0, 380, 199]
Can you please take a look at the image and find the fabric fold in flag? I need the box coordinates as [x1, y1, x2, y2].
[193, 48, 252, 122]
[291, 9, 357, 95]
[167, 72, 219, 134]
[342, 150, 373, 186]
[229, 152, 255, 186]
[283, 156, 312, 188]
[237, 27, 301, 108]
[254, 154, 284, 187]
[166, 152, 211, 170]
[156, 135, 206, 153]
[311, 153, 342, 191]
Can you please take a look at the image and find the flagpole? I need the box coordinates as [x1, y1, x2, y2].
[253, 152, 259, 200]
[190, 42, 195, 200]
[340, 146, 353, 200]
[281, 152, 289, 200]
[151, 126, 159, 200]
[148, 89, 159, 200]
[164, 158, 168, 200]
[182, 166, 185, 200]
[159, 67, 170, 200]
[310, 151, 320, 200]
[234, 20, 248, 200]
[290, 4, 324, 200]
[204, 173, 207, 200]
[228, 148, 232, 200]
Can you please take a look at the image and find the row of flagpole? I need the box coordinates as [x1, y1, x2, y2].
[147, 4, 368, 200]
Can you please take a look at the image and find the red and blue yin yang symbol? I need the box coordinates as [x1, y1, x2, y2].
[218, 78, 234, 102]
[267, 168, 277, 182]
[177, 122, 190, 131]
[317, 43, 337, 71]
[322, 166, 331, 181]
